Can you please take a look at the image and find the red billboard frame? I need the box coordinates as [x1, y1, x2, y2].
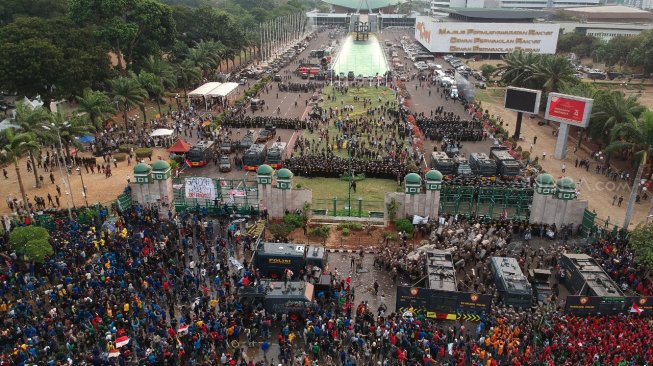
[545, 93, 593, 128]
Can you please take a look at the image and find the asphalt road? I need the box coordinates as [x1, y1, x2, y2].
[178, 26, 496, 185]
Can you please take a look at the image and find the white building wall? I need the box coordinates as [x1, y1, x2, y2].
[501, 0, 599, 8]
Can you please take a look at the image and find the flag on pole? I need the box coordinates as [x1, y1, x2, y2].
[108, 350, 121, 358]
[116, 336, 130, 348]
[178, 325, 190, 334]
[630, 303, 643, 315]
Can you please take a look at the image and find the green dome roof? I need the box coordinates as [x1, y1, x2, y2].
[425, 170, 443, 181]
[535, 173, 555, 185]
[556, 177, 576, 190]
[257, 164, 274, 175]
[151, 160, 170, 171]
[276, 168, 293, 179]
[404, 172, 422, 185]
[133, 163, 152, 174]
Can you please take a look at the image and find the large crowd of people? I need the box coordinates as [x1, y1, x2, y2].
[416, 115, 484, 143]
[2, 206, 651, 366]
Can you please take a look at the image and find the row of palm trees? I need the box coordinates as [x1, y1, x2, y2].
[495, 50, 578, 94]
[496, 50, 653, 228]
[2, 103, 92, 209]
[78, 40, 221, 133]
[0, 40, 221, 211]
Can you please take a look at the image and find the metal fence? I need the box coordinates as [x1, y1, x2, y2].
[580, 209, 628, 240]
[439, 186, 533, 220]
[173, 177, 260, 214]
[312, 198, 385, 218]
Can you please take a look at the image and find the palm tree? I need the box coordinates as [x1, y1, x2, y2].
[132, 70, 165, 122]
[175, 60, 202, 97]
[527, 55, 577, 93]
[606, 111, 653, 229]
[108, 77, 147, 132]
[591, 91, 645, 146]
[189, 40, 225, 77]
[1, 129, 40, 208]
[141, 56, 177, 90]
[11, 102, 51, 188]
[48, 112, 94, 158]
[495, 51, 542, 89]
[75, 89, 117, 131]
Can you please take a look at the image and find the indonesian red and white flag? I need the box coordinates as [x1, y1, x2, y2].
[108, 350, 120, 358]
[178, 325, 190, 334]
[115, 336, 130, 348]
[630, 303, 643, 315]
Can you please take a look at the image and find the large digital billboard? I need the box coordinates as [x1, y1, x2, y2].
[415, 17, 560, 54]
[545, 93, 594, 128]
[504, 87, 541, 114]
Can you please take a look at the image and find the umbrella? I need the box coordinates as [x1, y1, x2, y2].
[77, 135, 95, 143]
[150, 128, 174, 137]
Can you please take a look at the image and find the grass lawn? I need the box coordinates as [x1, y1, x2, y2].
[319, 85, 396, 118]
[294, 176, 397, 201]
[303, 85, 399, 158]
[474, 88, 505, 104]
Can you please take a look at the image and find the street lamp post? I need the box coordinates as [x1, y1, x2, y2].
[42, 122, 74, 219]
[76, 167, 88, 206]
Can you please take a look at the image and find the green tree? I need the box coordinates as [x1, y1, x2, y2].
[590, 90, 645, 146]
[9, 226, 52, 263]
[0, 17, 111, 101]
[557, 32, 602, 58]
[527, 54, 577, 93]
[75, 89, 117, 131]
[48, 112, 94, 158]
[108, 77, 148, 132]
[630, 30, 653, 73]
[141, 56, 177, 90]
[175, 60, 202, 97]
[596, 35, 642, 68]
[133, 70, 165, 121]
[69, 0, 176, 67]
[629, 222, 653, 271]
[188, 40, 225, 78]
[10, 102, 52, 188]
[495, 50, 542, 90]
[1, 129, 40, 206]
[172, 6, 245, 52]
[479, 64, 497, 80]
[606, 111, 653, 228]
[0, 0, 68, 24]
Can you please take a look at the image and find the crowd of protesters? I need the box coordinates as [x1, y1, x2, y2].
[416, 115, 484, 143]
[277, 82, 325, 93]
[0, 200, 652, 366]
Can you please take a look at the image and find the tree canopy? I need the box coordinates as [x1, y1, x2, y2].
[0, 17, 111, 100]
[69, 0, 177, 66]
[9, 226, 53, 263]
[630, 222, 653, 271]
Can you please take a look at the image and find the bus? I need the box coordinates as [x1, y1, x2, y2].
[186, 140, 215, 167]
[243, 144, 267, 171]
[266, 142, 288, 169]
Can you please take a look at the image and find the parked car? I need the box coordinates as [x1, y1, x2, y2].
[256, 129, 275, 143]
[220, 141, 233, 154]
[219, 155, 232, 172]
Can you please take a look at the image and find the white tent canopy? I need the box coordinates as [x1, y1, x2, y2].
[150, 128, 174, 137]
[207, 82, 239, 98]
[188, 82, 222, 98]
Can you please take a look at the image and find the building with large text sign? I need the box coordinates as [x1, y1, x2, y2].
[415, 16, 559, 54]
